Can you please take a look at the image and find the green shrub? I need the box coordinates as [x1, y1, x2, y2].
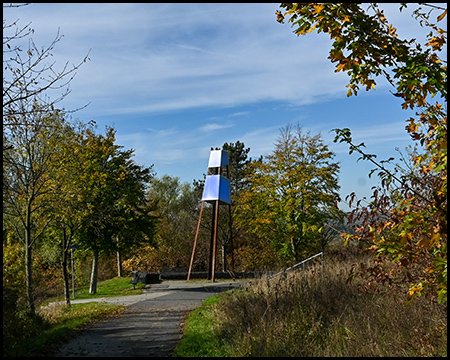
[3, 286, 50, 357]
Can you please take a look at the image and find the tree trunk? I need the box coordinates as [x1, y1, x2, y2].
[117, 250, 123, 277]
[25, 242, 35, 314]
[290, 199, 304, 262]
[291, 237, 300, 262]
[222, 243, 227, 272]
[61, 228, 71, 306]
[89, 249, 99, 294]
[25, 206, 35, 314]
[62, 252, 71, 305]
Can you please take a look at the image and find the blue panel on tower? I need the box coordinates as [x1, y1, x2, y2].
[208, 150, 229, 168]
[202, 175, 231, 204]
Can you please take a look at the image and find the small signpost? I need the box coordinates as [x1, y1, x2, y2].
[69, 244, 80, 298]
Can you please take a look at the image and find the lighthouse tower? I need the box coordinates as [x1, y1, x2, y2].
[187, 149, 232, 281]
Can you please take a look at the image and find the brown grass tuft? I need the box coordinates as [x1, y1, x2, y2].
[209, 247, 447, 356]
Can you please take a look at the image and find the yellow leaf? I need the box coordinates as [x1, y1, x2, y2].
[399, 231, 412, 243]
[417, 237, 431, 248]
[426, 36, 445, 51]
[312, 4, 324, 14]
[305, 23, 318, 34]
[388, 24, 397, 36]
[365, 79, 376, 91]
[429, 232, 440, 247]
[330, 50, 346, 62]
[342, 15, 351, 23]
[382, 221, 392, 231]
[408, 284, 423, 296]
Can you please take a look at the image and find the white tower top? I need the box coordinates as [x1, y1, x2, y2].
[208, 150, 229, 168]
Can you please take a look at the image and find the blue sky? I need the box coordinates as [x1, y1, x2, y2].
[4, 3, 446, 211]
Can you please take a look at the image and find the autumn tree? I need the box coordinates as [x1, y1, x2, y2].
[113, 196, 157, 278]
[43, 120, 107, 304]
[236, 124, 343, 262]
[3, 107, 65, 313]
[76, 126, 155, 294]
[278, 3, 447, 302]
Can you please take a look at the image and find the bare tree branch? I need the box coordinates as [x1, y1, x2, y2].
[3, 4, 90, 127]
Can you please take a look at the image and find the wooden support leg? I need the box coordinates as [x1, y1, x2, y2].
[187, 201, 204, 280]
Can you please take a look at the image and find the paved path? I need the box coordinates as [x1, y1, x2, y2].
[54, 280, 246, 357]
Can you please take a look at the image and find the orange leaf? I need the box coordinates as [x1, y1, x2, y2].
[437, 9, 447, 22]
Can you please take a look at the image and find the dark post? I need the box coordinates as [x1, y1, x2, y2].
[211, 199, 219, 282]
[208, 201, 216, 280]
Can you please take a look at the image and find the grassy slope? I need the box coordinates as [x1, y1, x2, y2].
[174, 251, 447, 357]
[41, 276, 146, 305]
[25, 303, 124, 357]
[4, 276, 139, 357]
[173, 295, 231, 357]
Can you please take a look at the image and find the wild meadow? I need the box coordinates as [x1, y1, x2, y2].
[175, 244, 447, 357]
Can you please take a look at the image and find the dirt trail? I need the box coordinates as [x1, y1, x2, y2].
[54, 280, 245, 357]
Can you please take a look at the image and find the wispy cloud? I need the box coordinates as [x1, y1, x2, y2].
[7, 3, 441, 120]
[5, 3, 349, 118]
[5, 3, 431, 198]
[240, 126, 282, 158]
[199, 122, 234, 132]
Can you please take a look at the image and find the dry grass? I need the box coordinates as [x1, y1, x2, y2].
[209, 247, 447, 357]
[38, 301, 68, 323]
